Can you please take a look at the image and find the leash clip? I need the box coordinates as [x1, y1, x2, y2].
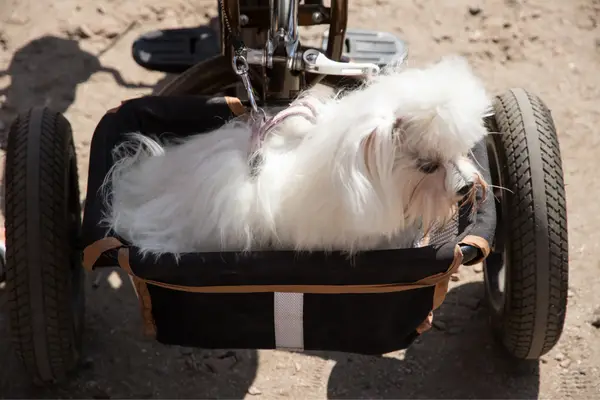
[232, 55, 259, 115]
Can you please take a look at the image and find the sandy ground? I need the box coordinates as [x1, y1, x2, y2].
[0, 0, 599, 398]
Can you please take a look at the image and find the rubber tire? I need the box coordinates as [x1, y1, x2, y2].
[485, 88, 569, 360]
[4, 107, 84, 384]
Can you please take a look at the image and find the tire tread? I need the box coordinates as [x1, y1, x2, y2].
[492, 89, 568, 359]
[5, 107, 82, 384]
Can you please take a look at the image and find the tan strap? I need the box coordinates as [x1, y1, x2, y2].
[132, 277, 156, 337]
[416, 311, 433, 334]
[114, 245, 463, 294]
[432, 244, 463, 309]
[83, 237, 125, 271]
[433, 278, 451, 310]
[116, 248, 157, 336]
[458, 235, 490, 265]
[224, 96, 247, 116]
[118, 247, 132, 274]
[411, 244, 463, 287]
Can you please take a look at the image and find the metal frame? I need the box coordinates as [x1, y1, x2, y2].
[158, 0, 349, 101]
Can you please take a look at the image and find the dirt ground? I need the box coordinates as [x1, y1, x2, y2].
[0, 0, 599, 398]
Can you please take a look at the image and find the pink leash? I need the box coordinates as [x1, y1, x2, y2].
[247, 100, 319, 175]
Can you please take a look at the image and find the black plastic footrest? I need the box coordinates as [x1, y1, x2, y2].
[132, 26, 220, 74]
[321, 29, 409, 67]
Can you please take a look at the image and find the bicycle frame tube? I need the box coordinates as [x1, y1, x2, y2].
[265, 0, 347, 61]
[263, 0, 299, 99]
[326, 0, 347, 60]
[269, 0, 299, 52]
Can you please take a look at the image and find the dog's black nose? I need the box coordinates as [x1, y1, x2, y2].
[457, 182, 474, 197]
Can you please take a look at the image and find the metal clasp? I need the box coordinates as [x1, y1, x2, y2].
[232, 54, 259, 114]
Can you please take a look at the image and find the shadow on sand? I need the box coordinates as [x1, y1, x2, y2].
[0, 35, 151, 133]
[318, 281, 540, 399]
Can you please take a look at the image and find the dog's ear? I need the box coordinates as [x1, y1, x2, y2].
[362, 129, 377, 171]
[360, 123, 398, 180]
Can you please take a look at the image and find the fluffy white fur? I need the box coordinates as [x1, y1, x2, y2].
[103, 55, 491, 256]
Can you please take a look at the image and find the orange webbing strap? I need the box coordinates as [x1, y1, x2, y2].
[82, 238, 156, 336]
[458, 235, 491, 265]
[430, 235, 491, 309]
[416, 312, 434, 334]
[117, 249, 156, 337]
[224, 96, 247, 117]
[429, 245, 462, 310]
[82, 236, 125, 271]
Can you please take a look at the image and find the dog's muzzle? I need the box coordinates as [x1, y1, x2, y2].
[447, 160, 478, 197]
[457, 181, 474, 196]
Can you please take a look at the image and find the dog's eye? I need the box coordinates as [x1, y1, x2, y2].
[418, 160, 439, 174]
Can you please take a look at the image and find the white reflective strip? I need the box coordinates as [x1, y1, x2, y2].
[274, 292, 304, 351]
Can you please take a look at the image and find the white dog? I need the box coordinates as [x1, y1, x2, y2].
[102, 55, 491, 257]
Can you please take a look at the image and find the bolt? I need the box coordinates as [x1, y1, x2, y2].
[240, 14, 249, 26]
[312, 11, 323, 24]
[305, 52, 317, 62]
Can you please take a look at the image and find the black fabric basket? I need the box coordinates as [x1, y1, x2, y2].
[81, 95, 496, 355]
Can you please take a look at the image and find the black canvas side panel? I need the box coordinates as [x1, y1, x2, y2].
[439, 137, 497, 258]
[147, 286, 434, 355]
[303, 287, 435, 355]
[462, 137, 496, 245]
[149, 286, 276, 349]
